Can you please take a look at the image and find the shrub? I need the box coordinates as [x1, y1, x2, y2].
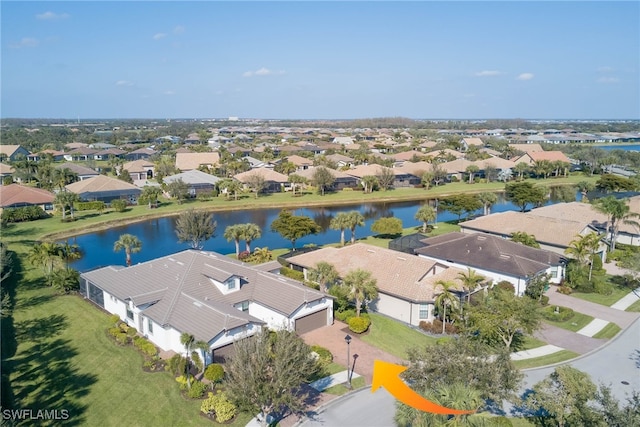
[108, 327, 121, 338]
[108, 314, 120, 326]
[204, 364, 225, 384]
[492, 416, 514, 426]
[237, 250, 251, 261]
[167, 354, 187, 377]
[175, 375, 188, 390]
[310, 345, 333, 366]
[126, 327, 138, 337]
[542, 306, 575, 322]
[557, 285, 572, 295]
[348, 316, 371, 334]
[540, 295, 550, 306]
[187, 380, 207, 399]
[74, 201, 106, 211]
[280, 266, 305, 281]
[335, 308, 356, 322]
[201, 391, 237, 423]
[494, 281, 515, 294]
[1, 206, 48, 223]
[133, 336, 157, 357]
[111, 199, 127, 212]
[114, 332, 128, 345]
[119, 322, 130, 333]
[419, 319, 444, 334]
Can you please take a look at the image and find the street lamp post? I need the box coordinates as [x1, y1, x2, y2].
[344, 334, 352, 389]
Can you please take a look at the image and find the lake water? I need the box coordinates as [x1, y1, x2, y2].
[597, 144, 640, 152]
[66, 192, 576, 271]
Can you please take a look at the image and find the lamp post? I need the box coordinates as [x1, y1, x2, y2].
[344, 334, 352, 389]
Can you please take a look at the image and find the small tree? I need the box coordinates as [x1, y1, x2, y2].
[510, 231, 540, 248]
[478, 192, 498, 216]
[118, 169, 134, 184]
[308, 262, 339, 293]
[166, 178, 189, 204]
[346, 211, 365, 244]
[505, 181, 546, 212]
[224, 224, 243, 256]
[465, 165, 480, 184]
[139, 185, 163, 208]
[113, 233, 142, 266]
[270, 210, 320, 250]
[329, 212, 352, 246]
[288, 174, 306, 197]
[343, 268, 378, 317]
[376, 167, 395, 190]
[361, 175, 378, 193]
[371, 217, 403, 237]
[240, 223, 262, 253]
[175, 209, 217, 249]
[244, 172, 266, 198]
[414, 205, 436, 233]
[311, 166, 335, 196]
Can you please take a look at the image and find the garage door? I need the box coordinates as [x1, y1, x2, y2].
[212, 343, 235, 363]
[295, 309, 328, 334]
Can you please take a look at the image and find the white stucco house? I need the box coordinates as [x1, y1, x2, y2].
[414, 232, 567, 296]
[286, 243, 472, 327]
[80, 250, 333, 364]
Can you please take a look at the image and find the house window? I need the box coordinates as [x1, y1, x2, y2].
[126, 308, 134, 320]
[147, 318, 153, 334]
[240, 301, 249, 312]
[227, 279, 236, 290]
[550, 267, 558, 278]
[419, 304, 429, 319]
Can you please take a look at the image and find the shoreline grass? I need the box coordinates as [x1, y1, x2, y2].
[513, 350, 579, 370]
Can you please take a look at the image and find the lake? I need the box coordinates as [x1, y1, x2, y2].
[597, 144, 640, 152]
[66, 192, 577, 271]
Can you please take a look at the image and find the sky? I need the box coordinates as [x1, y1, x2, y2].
[1, 1, 639, 120]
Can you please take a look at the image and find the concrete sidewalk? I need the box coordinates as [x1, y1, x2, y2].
[511, 345, 564, 361]
[577, 318, 609, 337]
[309, 370, 362, 392]
[611, 287, 640, 311]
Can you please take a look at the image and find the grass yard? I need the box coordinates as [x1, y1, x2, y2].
[626, 298, 640, 312]
[359, 222, 460, 249]
[592, 322, 622, 339]
[571, 282, 634, 307]
[540, 309, 594, 332]
[323, 376, 367, 395]
[519, 336, 547, 351]
[512, 350, 579, 370]
[360, 314, 446, 359]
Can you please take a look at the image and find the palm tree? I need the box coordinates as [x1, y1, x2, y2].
[457, 268, 484, 304]
[593, 196, 640, 251]
[59, 240, 82, 270]
[513, 162, 530, 180]
[565, 233, 602, 281]
[28, 242, 62, 283]
[361, 175, 378, 194]
[251, 247, 273, 263]
[329, 212, 352, 246]
[465, 165, 480, 184]
[224, 224, 243, 256]
[288, 174, 306, 197]
[54, 191, 79, 221]
[346, 211, 365, 244]
[180, 333, 196, 389]
[113, 234, 142, 266]
[139, 186, 163, 208]
[478, 192, 498, 216]
[240, 223, 262, 253]
[344, 268, 378, 317]
[309, 262, 339, 293]
[435, 280, 459, 334]
[414, 205, 436, 233]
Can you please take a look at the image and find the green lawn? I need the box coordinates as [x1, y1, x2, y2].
[323, 376, 366, 395]
[519, 336, 547, 351]
[626, 298, 640, 312]
[571, 282, 634, 307]
[592, 322, 622, 339]
[540, 309, 594, 332]
[360, 314, 446, 359]
[512, 350, 579, 370]
[359, 222, 460, 248]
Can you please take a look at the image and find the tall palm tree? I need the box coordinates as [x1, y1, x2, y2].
[414, 205, 436, 233]
[309, 262, 339, 293]
[180, 333, 195, 389]
[28, 242, 62, 283]
[457, 268, 484, 304]
[361, 175, 378, 194]
[565, 233, 602, 280]
[329, 212, 352, 246]
[435, 280, 459, 334]
[139, 186, 163, 208]
[240, 223, 262, 253]
[224, 224, 243, 256]
[478, 192, 498, 216]
[593, 196, 640, 251]
[344, 268, 378, 317]
[346, 211, 365, 244]
[59, 240, 82, 270]
[113, 234, 142, 266]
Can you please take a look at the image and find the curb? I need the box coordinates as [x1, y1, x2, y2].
[292, 386, 372, 427]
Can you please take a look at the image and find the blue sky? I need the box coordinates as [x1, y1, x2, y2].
[1, 1, 638, 120]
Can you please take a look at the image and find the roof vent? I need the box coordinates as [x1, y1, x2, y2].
[193, 301, 202, 307]
[397, 257, 406, 261]
[477, 236, 486, 241]
[367, 249, 375, 253]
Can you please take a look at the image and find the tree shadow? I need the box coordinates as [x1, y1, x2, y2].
[269, 383, 321, 426]
[15, 314, 68, 343]
[631, 349, 640, 369]
[13, 293, 54, 311]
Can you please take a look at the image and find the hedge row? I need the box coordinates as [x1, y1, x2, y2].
[1, 206, 48, 223]
[74, 201, 106, 211]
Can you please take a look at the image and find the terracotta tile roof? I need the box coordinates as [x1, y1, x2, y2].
[175, 152, 220, 171]
[508, 143, 544, 153]
[294, 166, 356, 180]
[0, 184, 55, 207]
[286, 243, 468, 303]
[122, 160, 154, 173]
[345, 164, 398, 178]
[234, 168, 288, 183]
[65, 175, 141, 194]
[518, 151, 571, 163]
[0, 163, 15, 174]
[286, 155, 313, 166]
[0, 145, 28, 157]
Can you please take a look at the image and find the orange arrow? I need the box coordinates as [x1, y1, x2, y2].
[371, 360, 476, 415]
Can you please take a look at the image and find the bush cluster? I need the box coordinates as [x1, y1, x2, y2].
[167, 354, 187, 377]
[541, 306, 575, 322]
[418, 320, 459, 335]
[557, 285, 572, 295]
[237, 250, 251, 261]
[1, 206, 48, 223]
[108, 314, 121, 326]
[110, 199, 127, 212]
[74, 201, 106, 211]
[187, 380, 207, 399]
[280, 266, 305, 281]
[201, 391, 237, 423]
[348, 316, 371, 334]
[539, 295, 550, 306]
[310, 345, 333, 367]
[133, 336, 157, 357]
[335, 309, 356, 322]
[204, 364, 225, 384]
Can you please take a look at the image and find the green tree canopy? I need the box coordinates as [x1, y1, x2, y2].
[270, 210, 320, 250]
[175, 209, 217, 249]
[343, 268, 378, 317]
[510, 231, 541, 248]
[414, 205, 436, 233]
[371, 217, 403, 237]
[505, 181, 546, 212]
[329, 211, 352, 246]
[311, 166, 335, 196]
[113, 233, 142, 266]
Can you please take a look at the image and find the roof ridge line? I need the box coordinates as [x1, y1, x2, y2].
[160, 253, 197, 325]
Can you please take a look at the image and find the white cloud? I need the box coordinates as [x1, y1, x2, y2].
[163, 90, 176, 95]
[153, 33, 167, 40]
[36, 11, 70, 20]
[516, 73, 534, 81]
[597, 77, 619, 84]
[9, 38, 39, 49]
[243, 67, 285, 77]
[597, 66, 614, 72]
[475, 70, 502, 77]
[115, 80, 134, 87]
[173, 26, 185, 34]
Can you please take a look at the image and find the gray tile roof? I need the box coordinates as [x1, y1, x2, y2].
[415, 232, 564, 278]
[82, 250, 328, 342]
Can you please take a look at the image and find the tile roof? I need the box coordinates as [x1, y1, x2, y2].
[508, 143, 544, 153]
[0, 145, 28, 157]
[65, 175, 141, 194]
[0, 163, 15, 174]
[234, 168, 288, 183]
[122, 160, 154, 173]
[55, 162, 99, 177]
[0, 184, 55, 207]
[286, 243, 469, 303]
[164, 169, 221, 185]
[416, 232, 564, 278]
[175, 152, 221, 171]
[82, 250, 328, 342]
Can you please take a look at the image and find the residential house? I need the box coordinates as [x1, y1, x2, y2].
[346, 164, 420, 188]
[460, 137, 485, 151]
[332, 136, 355, 145]
[63, 147, 99, 162]
[286, 243, 470, 327]
[164, 170, 221, 196]
[80, 249, 333, 363]
[508, 143, 544, 153]
[514, 151, 571, 166]
[125, 147, 157, 161]
[55, 163, 99, 181]
[0, 184, 55, 214]
[93, 148, 127, 160]
[0, 145, 30, 161]
[65, 175, 142, 204]
[234, 168, 288, 193]
[175, 152, 221, 172]
[414, 232, 566, 296]
[286, 155, 313, 171]
[294, 166, 360, 191]
[325, 153, 354, 169]
[28, 150, 66, 162]
[0, 163, 15, 183]
[122, 160, 155, 183]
